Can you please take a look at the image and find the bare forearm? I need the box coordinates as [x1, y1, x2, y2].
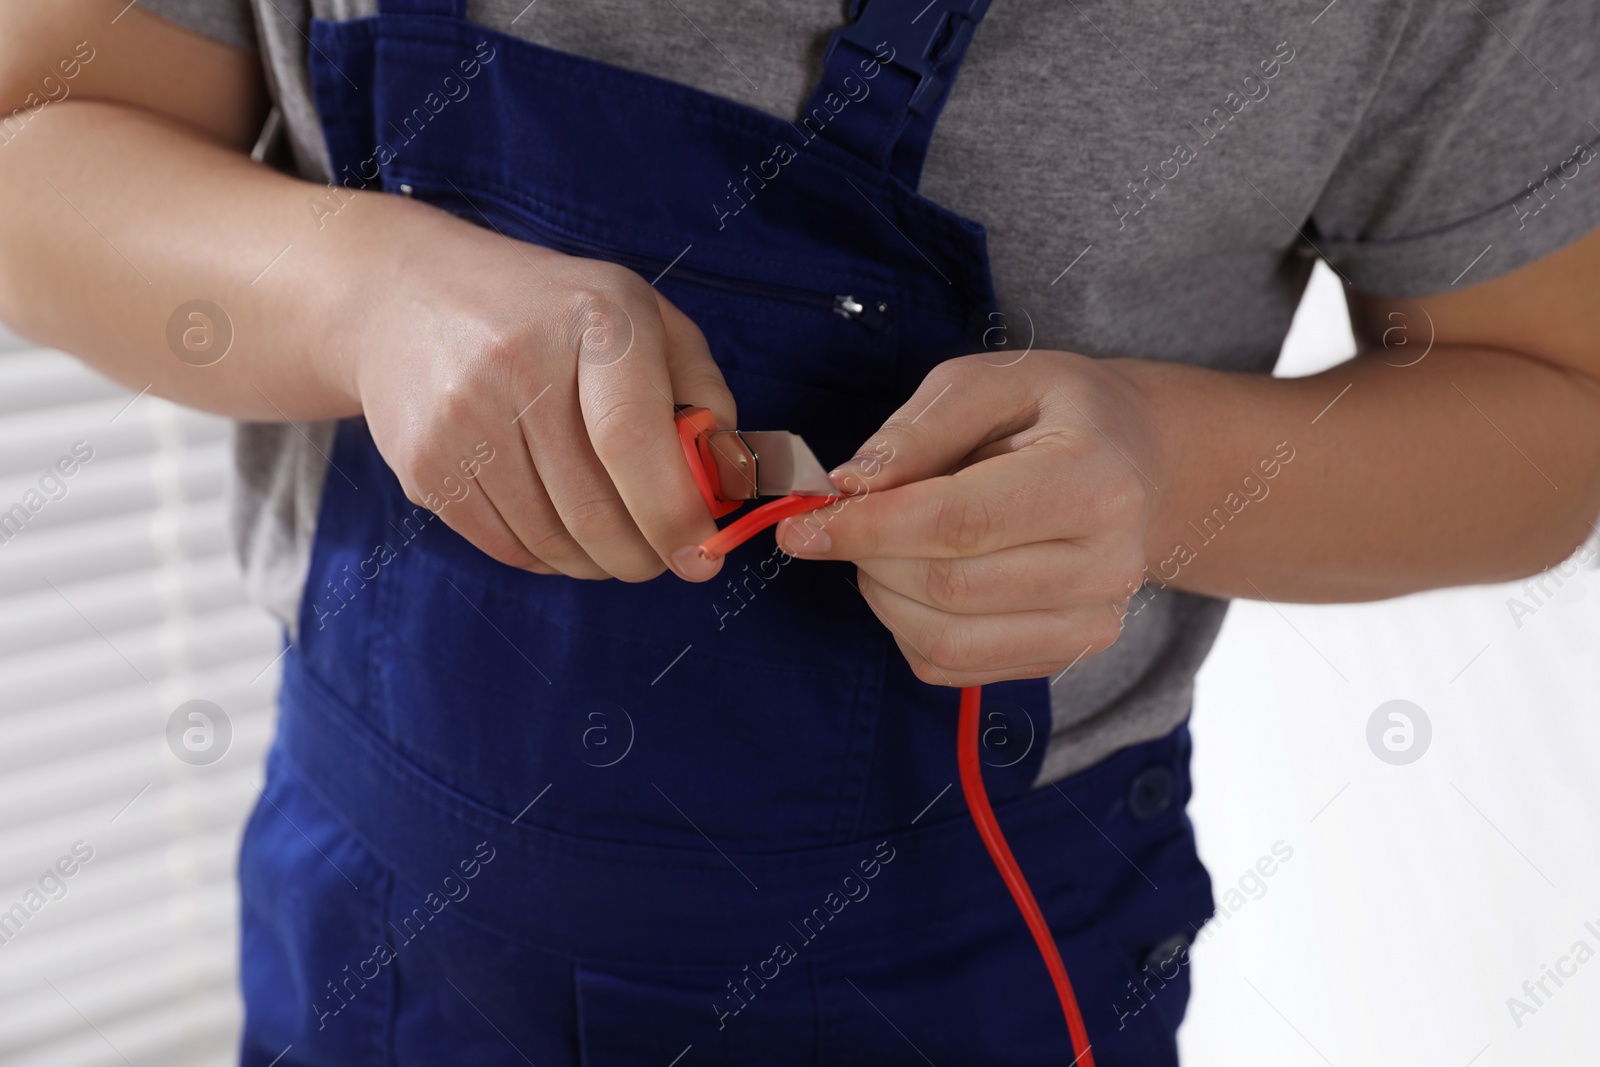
[0, 99, 440, 420]
[1120, 348, 1600, 602]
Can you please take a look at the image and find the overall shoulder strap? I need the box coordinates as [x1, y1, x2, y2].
[377, 0, 466, 15]
[799, 0, 990, 187]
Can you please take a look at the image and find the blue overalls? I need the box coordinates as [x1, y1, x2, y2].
[238, 2, 1216, 1063]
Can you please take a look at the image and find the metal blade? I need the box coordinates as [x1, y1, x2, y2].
[707, 430, 836, 498]
[742, 431, 837, 496]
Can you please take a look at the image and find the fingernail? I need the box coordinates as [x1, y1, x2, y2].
[671, 544, 719, 581]
[828, 457, 864, 481]
[828, 458, 875, 495]
[780, 522, 830, 556]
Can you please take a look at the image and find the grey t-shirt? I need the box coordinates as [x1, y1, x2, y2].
[146, 0, 1600, 784]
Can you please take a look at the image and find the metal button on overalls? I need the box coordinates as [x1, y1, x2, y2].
[1128, 765, 1177, 820]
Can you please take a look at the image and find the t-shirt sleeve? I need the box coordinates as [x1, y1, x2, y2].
[138, 0, 259, 53]
[1311, 0, 1600, 297]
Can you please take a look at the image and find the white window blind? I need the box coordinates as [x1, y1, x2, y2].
[0, 326, 280, 1066]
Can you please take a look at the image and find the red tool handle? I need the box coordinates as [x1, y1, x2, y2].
[675, 406, 741, 519]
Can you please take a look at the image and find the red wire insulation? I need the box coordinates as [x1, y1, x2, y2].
[694, 494, 1094, 1064]
[695, 493, 840, 561]
[958, 686, 1096, 1065]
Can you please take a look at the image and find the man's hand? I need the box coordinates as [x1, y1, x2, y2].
[344, 213, 735, 583]
[774, 353, 1160, 686]
[0, 1, 736, 586]
[768, 224, 1600, 676]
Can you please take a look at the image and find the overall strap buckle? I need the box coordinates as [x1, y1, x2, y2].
[805, 0, 992, 185]
[828, 0, 991, 115]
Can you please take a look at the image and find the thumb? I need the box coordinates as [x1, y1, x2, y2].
[831, 357, 1034, 493]
[656, 292, 736, 431]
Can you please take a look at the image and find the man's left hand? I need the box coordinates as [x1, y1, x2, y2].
[775, 352, 1161, 687]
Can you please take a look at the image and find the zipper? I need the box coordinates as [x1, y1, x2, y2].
[424, 182, 891, 331]
[831, 294, 891, 327]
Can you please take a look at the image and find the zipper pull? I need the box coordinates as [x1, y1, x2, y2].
[832, 294, 890, 331]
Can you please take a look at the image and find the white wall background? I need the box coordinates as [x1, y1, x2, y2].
[0, 261, 1595, 1065]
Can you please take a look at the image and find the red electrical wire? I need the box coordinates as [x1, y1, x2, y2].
[958, 686, 1095, 1065]
[695, 493, 839, 562]
[696, 494, 1095, 1065]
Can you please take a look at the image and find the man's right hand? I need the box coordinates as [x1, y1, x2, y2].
[338, 214, 736, 582]
[0, 0, 732, 584]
